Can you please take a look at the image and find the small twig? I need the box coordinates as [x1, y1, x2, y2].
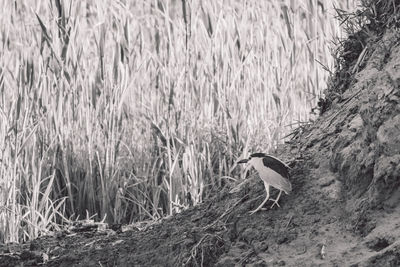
[185, 234, 222, 266]
[284, 214, 293, 229]
[326, 88, 363, 128]
[238, 249, 255, 265]
[320, 243, 326, 259]
[203, 195, 247, 230]
[229, 173, 257, 193]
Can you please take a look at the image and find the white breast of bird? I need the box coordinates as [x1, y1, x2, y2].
[250, 157, 292, 194]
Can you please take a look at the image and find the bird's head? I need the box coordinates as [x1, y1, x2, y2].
[237, 153, 268, 165]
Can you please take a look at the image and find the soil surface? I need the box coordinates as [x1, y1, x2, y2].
[2, 10, 400, 267]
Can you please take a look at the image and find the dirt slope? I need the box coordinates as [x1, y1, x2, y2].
[1, 4, 400, 267]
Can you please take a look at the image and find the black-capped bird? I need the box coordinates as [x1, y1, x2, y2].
[238, 153, 292, 214]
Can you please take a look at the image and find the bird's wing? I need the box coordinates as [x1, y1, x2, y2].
[262, 156, 290, 178]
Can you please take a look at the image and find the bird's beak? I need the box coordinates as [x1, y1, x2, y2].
[237, 159, 249, 164]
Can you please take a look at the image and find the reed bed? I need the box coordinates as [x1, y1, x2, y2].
[0, 0, 357, 243]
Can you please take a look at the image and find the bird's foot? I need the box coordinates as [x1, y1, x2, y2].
[248, 203, 266, 215]
[249, 196, 270, 215]
[270, 199, 281, 208]
[248, 210, 257, 215]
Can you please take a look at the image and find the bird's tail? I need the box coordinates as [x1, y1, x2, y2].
[283, 179, 292, 194]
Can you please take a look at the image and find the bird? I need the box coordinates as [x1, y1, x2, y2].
[237, 153, 292, 214]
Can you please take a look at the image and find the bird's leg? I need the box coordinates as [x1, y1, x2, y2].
[249, 182, 270, 215]
[270, 190, 283, 208]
